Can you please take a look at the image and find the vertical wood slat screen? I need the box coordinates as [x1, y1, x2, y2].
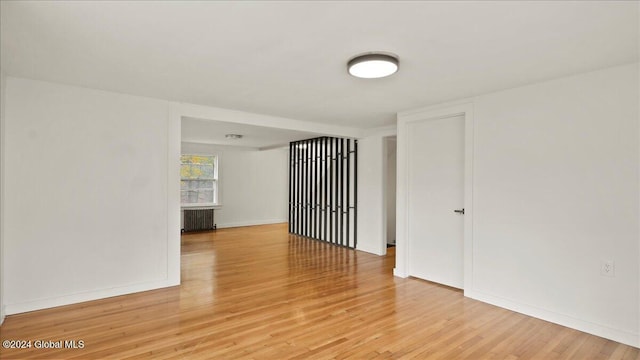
[289, 137, 357, 248]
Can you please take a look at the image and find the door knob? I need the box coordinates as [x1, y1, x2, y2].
[454, 208, 465, 215]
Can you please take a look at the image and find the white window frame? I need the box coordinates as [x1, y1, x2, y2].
[180, 154, 221, 208]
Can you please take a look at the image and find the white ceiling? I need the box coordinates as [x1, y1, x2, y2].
[1, 1, 638, 130]
[182, 117, 324, 150]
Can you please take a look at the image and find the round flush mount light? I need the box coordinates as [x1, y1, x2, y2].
[347, 52, 399, 79]
[225, 134, 243, 139]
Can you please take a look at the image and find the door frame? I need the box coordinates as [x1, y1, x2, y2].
[394, 101, 474, 293]
[382, 135, 397, 250]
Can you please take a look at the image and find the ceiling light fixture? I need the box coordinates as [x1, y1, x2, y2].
[348, 52, 399, 79]
[225, 134, 243, 139]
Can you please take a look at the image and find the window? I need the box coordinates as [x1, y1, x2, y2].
[180, 155, 218, 205]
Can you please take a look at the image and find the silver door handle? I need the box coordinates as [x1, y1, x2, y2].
[454, 208, 465, 215]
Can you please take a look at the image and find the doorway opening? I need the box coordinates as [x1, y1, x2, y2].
[384, 136, 397, 249]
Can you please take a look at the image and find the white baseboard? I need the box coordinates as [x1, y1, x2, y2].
[465, 289, 639, 348]
[356, 242, 385, 256]
[5, 279, 177, 315]
[216, 219, 287, 229]
[393, 267, 408, 278]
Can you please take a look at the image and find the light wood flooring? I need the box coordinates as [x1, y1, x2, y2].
[0, 223, 638, 359]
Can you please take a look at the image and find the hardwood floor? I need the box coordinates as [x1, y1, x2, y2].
[1, 223, 638, 359]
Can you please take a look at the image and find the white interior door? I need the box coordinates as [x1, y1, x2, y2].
[407, 115, 464, 289]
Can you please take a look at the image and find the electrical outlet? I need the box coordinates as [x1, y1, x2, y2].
[600, 260, 615, 277]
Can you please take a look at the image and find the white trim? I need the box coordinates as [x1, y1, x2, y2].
[380, 136, 398, 256]
[463, 105, 475, 293]
[397, 98, 474, 118]
[466, 289, 639, 348]
[167, 104, 182, 286]
[362, 124, 397, 138]
[380, 137, 388, 257]
[393, 110, 409, 278]
[258, 144, 289, 151]
[216, 152, 224, 207]
[182, 140, 259, 151]
[181, 204, 222, 210]
[5, 279, 175, 315]
[216, 219, 287, 229]
[356, 238, 385, 256]
[395, 103, 474, 294]
[173, 101, 363, 139]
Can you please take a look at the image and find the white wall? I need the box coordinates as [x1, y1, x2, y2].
[0, 69, 6, 323]
[4, 78, 180, 314]
[1, 76, 360, 315]
[181, 142, 288, 228]
[471, 63, 639, 347]
[397, 63, 639, 347]
[357, 126, 397, 256]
